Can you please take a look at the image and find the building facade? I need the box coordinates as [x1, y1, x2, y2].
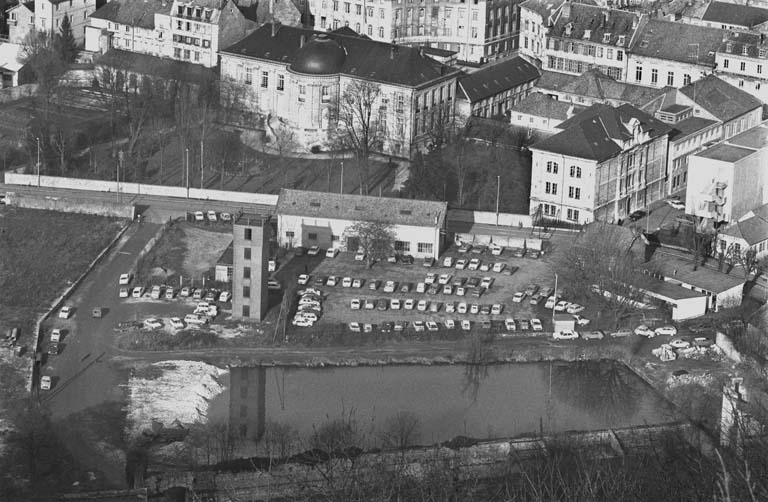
[7, 2, 35, 44]
[232, 213, 270, 320]
[509, 92, 583, 134]
[456, 55, 539, 118]
[36, 0, 97, 45]
[308, 0, 519, 63]
[220, 25, 460, 158]
[275, 189, 447, 259]
[529, 103, 670, 224]
[715, 32, 768, 104]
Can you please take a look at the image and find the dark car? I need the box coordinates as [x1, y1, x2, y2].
[381, 322, 394, 333]
[401, 254, 414, 265]
[293, 246, 306, 256]
[629, 210, 646, 222]
[48, 342, 60, 355]
[467, 277, 480, 288]
[313, 276, 326, 287]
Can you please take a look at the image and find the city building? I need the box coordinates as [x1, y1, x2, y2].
[535, 68, 665, 108]
[695, 1, 768, 31]
[641, 280, 708, 321]
[715, 31, 768, 104]
[509, 92, 584, 134]
[686, 122, 768, 225]
[664, 112, 720, 195]
[232, 213, 270, 320]
[456, 55, 539, 119]
[86, 0, 251, 68]
[529, 103, 671, 224]
[36, 0, 97, 45]
[219, 24, 461, 158]
[6, 2, 35, 44]
[518, 0, 563, 63]
[718, 202, 768, 261]
[308, 0, 519, 63]
[274, 189, 447, 259]
[627, 19, 726, 89]
[541, 2, 644, 82]
[0, 43, 31, 87]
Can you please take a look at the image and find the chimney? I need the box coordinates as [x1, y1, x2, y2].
[271, 21, 279, 37]
[603, 11, 609, 26]
[561, 1, 571, 19]
[300, 34, 306, 47]
[566, 103, 576, 119]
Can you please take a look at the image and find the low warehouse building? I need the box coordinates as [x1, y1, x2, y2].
[275, 189, 447, 259]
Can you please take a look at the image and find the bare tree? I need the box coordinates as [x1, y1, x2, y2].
[380, 411, 421, 451]
[343, 221, 395, 268]
[331, 80, 386, 195]
[263, 420, 299, 460]
[20, 31, 66, 122]
[267, 116, 299, 173]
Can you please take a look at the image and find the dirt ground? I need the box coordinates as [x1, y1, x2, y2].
[181, 224, 233, 278]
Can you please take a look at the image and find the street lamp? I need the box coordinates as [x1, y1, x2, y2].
[117, 149, 123, 203]
[495, 175, 501, 226]
[185, 148, 190, 198]
[36, 137, 40, 187]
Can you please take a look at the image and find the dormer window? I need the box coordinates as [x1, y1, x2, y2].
[760, 48, 767, 58]
[726, 42, 732, 53]
[617, 35, 626, 46]
[742, 45, 749, 55]
[602, 33, 611, 43]
[177, 5, 183, 15]
[583, 29, 591, 39]
[564, 22, 573, 36]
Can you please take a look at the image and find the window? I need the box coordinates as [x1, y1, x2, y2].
[242, 286, 250, 298]
[651, 68, 658, 85]
[202, 39, 210, 48]
[616, 50, 623, 61]
[320, 16, 326, 27]
[242, 305, 250, 317]
[546, 161, 558, 173]
[740, 61, 746, 71]
[307, 232, 318, 241]
[569, 166, 581, 178]
[379, 26, 384, 37]
[355, 22, 360, 32]
[635, 65, 642, 82]
[244, 228, 252, 240]
[759, 64, 763, 74]
[606, 48, 613, 59]
[298, 85, 306, 102]
[683, 74, 691, 85]
[183, 49, 190, 59]
[261, 71, 268, 88]
[394, 240, 410, 252]
[333, 0, 338, 10]
[344, 2, 350, 12]
[568, 186, 581, 199]
[368, 24, 372, 35]
[243, 247, 251, 260]
[566, 209, 579, 221]
[723, 59, 729, 69]
[545, 182, 558, 195]
[667, 71, 674, 86]
[417, 242, 433, 254]
[356, 4, 361, 14]
[277, 74, 285, 91]
[174, 47, 181, 58]
[243, 266, 251, 279]
[244, 67, 252, 85]
[286, 231, 295, 239]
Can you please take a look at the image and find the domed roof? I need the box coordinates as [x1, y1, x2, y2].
[290, 35, 346, 75]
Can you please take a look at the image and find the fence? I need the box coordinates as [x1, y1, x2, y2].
[447, 209, 533, 228]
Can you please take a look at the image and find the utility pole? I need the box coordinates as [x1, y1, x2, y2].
[495, 175, 501, 226]
[185, 147, 190, 198]
[117, 149, 123, 203]
[552, 273, 558, 320]
[36, 137, 40, 187]
[200, 138, 204, 189]
[340, 161, 344, 194]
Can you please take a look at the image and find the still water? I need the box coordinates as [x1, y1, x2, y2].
[208, 361, 678, 445]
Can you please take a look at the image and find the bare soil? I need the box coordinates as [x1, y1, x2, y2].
[181, 224, 233, 278]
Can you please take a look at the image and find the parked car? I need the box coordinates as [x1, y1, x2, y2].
[91, 307, 103, 318]
[378, 299, 389, 311]
[314, 276, 326, 287]
[165, 287, 176, 300]
[307, 246, 321, 256]
[40, 375, 52, 390]
[48, 342, 59, 355]
[387, 254, 398, 263]
[381, 322, 394, 333]
[417, 299, 428, 311]
[119, 287, 129, 298]
[401, 254, 414, 265]
[457, 302, 468, 314]
[416, 282, 427, 293]
[468, 258, 481, 271]
[470, 287, 484, 298]
[429, 301, 441, 313]
[50, 329, 61, 343]
[442, 285, 454, 295]
[512, 292, 526, 303]
[404, 298, 415, 310]
[610, 329, 632, 338]
[481, 320, 492, 330]
[490, 244, 504, 256]
[350, 298, 361, 310]
[267, 279, 282, 290]
[531, 318, 543, 331]
[425, 273, 437, 284]
[445, 319, 456, 329]
[581, 330, 605, 340]
[422, 257, 435, 268]
[342, 277, 353, 288]
[365, 299, 377, 310]
[471, 245, 486, 255]
[193, 289, 204, 300]
[573, 315, 590, 326]
[480, 277, 494, 289]
[297, 274, 311, 285]
[207, 210, 217, 222]
[470, 304, 480, 315]
[390, 298, 402, 310]
[426, 321, 439, 332]
[170, 317, 185, 330]
[58, 306, 73, 319]
[492, 262, 506, 273]
[504, 319, 516, 331]
[455, 259, 468, 270]
[519, 319, 530, 331]
[456, 286, 467, 296]
[524, 284, 539, 297]
[451, 277, 465, 287]
[194, 211, 205, 222]
[399, 282, 411, 293]
[491, 304, 503, 315]
[383, 280, 397, 293]
[502, 265, 518, 276]
[458, 243, 472, 254]
[143, 318, 163, 329]
[566, 303, 585, 314]
[634, 325, 656, 337]
[554, 301, 570, 312]
[479, 262, 491, 272]
[467, 277, 480, 288]
[349, 322, 361, 332]
[368, 280, 380, 291]
[629, 210, 646, 222]
[394, 321, 407, 332]
[427, 284, 440, 295]
[413, 321, 426, 332]
[480, 304, 491, 315]
[293, 247, 306, 256]
[184, 313, 208, 325]
[667, 198, 686, 210]
[325, 248, 339, 258]
[119, 273, 132, 285]
[355, 251, 366, 261]
[655, 326, 678, 336]
[554, 329, 578, 340]
[544, 296, 558, 309]
[669, 338, 691, 349]
[445, 301, 456, 313]
[326, 276, 339, 287]
[438, 273, 452, 285]
[352, 278, 364, 288]
[461, 320, 471, 331]
[220, 212, 232, 222]
[442, 256, 454, 267]
[529, 294, 543, 306]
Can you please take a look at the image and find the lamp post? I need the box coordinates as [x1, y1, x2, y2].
[36, 137, 40, 187]
[200, 138, 204, 189]
[552, 273, 558, 320]
[185, 148, 190, 198]
[117, 149, 123, 203]
[495, 175, 501, 226]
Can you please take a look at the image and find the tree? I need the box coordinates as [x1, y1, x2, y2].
[343, 220, 395, 268]
[331, 80, 386, 195]
[58, 14, 77, 64]
[20, 31, 66, 122]
[267, 116, 299, 177]
[402, 149, 446, 201]
[379, 411, 421, 451]
[263, 421, 299, 460]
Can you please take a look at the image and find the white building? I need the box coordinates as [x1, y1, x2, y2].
[219, 24, 460, 158]
[535, 68, 666, 108]
[308, 0, 519, 63]
[529, 103, 671, 225]
[718, 202, 768, 262]
[36, 0, 97, 45]
[715, 31, 768, 104]
[456, 55, 539, 119]
[518, 0, 563, 63]
[694, 1, 768, 32]
[6, 2, 35, 44]
[275, 189, 447, 259]
[509, 92, 584, 134]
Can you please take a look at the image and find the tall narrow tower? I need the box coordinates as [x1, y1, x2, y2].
[232, 213, 270, 320]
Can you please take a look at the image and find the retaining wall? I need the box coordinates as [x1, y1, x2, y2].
[0, 84, 38, 104]
[7, 192, 135, 219]
[448, 209, 532, 228]
[3, 173, 279, 206]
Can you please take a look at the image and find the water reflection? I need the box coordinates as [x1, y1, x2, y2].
[215, 363, 678, 447]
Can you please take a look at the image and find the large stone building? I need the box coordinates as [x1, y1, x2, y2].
[715, 31, 768, 104]
[36, 0, 97, 45]
[6, 2, 35, 44]
[456, 55, 539, 119]
[529, 103, 671, 224]
[308, 0, 520, 63]
[219, 24, 461, 158]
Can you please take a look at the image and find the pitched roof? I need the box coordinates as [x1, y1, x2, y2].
[702, 1, 768, 28]
[550, 3, 642, 47]
[644, 251, 745, 293]
[679, 74, 762, 122]
[630, 18, 726, 67]
[717, 31, 767, 59]
[90, 0, 170, 29]
[727, 211, 768, 245]
[458, 56, 539, 103]
[95, 49, 216, 83]
[531, 103, 671, 161]
[220, 24, 459, 88]
[0, 42, 25, 73]
[520, 0, 566, 18]
[6, 2, 34, 13]
[275, 189, 447, 228]
[668, 116, 719, 142]
[510, 92, 584, 120]
[537, 69, 665, 107]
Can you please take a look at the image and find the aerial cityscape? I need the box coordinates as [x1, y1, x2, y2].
[1, 0, 768, 499]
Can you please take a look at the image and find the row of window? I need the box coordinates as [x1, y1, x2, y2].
[173, 47, 201, 62]
[171, 34, 211, 48]
[634, 66, 691, 86]
[539, 203, 579, 223]
[722, 58, 763, 75]
[544, 162, 582, 178]
[174, 19, 212, 33]
[175, 4, 214, 21]
[548, 39, 624, 61]
[546, 57, 623, 80]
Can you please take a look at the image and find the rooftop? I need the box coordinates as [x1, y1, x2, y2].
[520, 0, 566, 18]
[217, 241, 234, 266]
[221, 24, 459, 87]
[275, 189, 447, 228]
[728, 122, 768, 150]
[550, 3, 642, 47]
[0, 42, 24, 73]
[668, 116, 719, 142]
[458, 56, 539, 103]
[90, 0, 170, 29]
[644, 251, 745, 294]
[696, 143, 756, 162]
[536, 69, 665, 107]
[716, 31, 766, 59]
[531, 103, 671, 161]
[235, 212, 270, 226]
[95, 50, 216, 83]
[510, 92, 584, 120]
[724, 210, 768, 245]
[630, 18, 726, 67]
[644, 280, 708, 300]
[680, 74, 762, 122]
[702, 1, 768, 28]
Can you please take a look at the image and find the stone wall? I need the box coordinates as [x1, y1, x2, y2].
[6, 192, 135, 219]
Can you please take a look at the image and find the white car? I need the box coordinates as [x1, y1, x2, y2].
[442, 285, 453, 295]
[365, 299, 377, 310]
[479, 262, 491, 272]
[566, 303, 585, 314]
[342, 277, 353, 287]
[455, 259, 468, 270]
[40, 375, 52, 390]
[417, 299, 428, 311]
[470, 304, 480, 314]
[219, 291, 232, 302]
[58, 306, 73, 319]
[416, 282, 427, 293]
[491, 304, 503, 315]
[457, 302, 468, 314]
[413, 321, 426, 332]
[150, 285, 163, 299]
[326, 248, 339, 258]
[292, 317, 315, 327]
[531, 318, 543, 331]
[184, 313, 208, 325]
[349, 322, 361, 332]
[425, 273, 437, 285]
[573, 315, 590, 326]
[655, 326, 678, 336]
[297, 274, 310, 285]
[634, 325, 656, 337]
[461, 320, 471, 331]
[445, 301, 456, 313]
[445, 319, 456, 329]
[666, 198, 686, 210]
[512, 292, 525, 303]
[490, 245, 504, 256]
[307, 246, 321, 256]
[207, 210, 217, 222]
[352, 278, 363, 288]
[426, 321, 439, 332]
[468, 258, 481, 270]
[443, 256, 454, 267]
[119, 287, 129, 298]
[456, 286, 466, 296]
[326, 276, 339, 286]
[194, 211, 204, 221]
[554, 329, 579, 340]
[438, 274, 452, 285]
[170, 317, 185, 330]
[296, 311, 319, 323]
[404, 298, 415, 310]
[390, 298, 402, 310]
[504, 318, 516, 331]
[480, 277, 494, 289]
[220, 212, 232, 222]
[165, 287, 175, 300]
[544, 296, 558, 309]
[298, 287, 322, 296]
[355, 251, 366, 261]
[581, 330, 605, 340]
[492, 262, 506, 273]
[383, 281, 397, 293]
[143, 318, 163, 329]
[554, 301, 570, 312]
[119, 273, 132, 285]
[669, 338, 690, 349]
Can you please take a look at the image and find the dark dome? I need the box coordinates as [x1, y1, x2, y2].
[290, 35, 346, 75]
